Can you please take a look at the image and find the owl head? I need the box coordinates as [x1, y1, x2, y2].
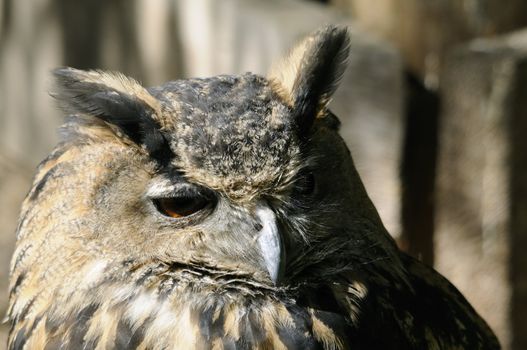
[11, 26, 399, 317]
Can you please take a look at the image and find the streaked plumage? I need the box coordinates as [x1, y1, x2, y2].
[6, 26, 499, 349]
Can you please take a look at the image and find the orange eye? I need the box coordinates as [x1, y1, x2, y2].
[154, 196, 209, 218]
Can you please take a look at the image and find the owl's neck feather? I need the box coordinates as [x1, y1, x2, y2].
[12, 256, 374, 349]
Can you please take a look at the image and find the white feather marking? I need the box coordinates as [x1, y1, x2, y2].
[145, 302, 196, 348]
[111, 284, 135, 303]
[126, 292, 159, 325]
[83, 260, 108, 286]
[146, 178, 176, 197]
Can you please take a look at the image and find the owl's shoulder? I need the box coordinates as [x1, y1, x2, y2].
[348, 254, 501, 349]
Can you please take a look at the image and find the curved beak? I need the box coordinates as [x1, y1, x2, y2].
[255, 204, 285, 285]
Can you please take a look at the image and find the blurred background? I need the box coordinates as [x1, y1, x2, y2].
[1, 0, 527, 348]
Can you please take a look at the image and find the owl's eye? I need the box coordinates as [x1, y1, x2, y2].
[154, 195, 210, 218]
[293, 171, 316, 196]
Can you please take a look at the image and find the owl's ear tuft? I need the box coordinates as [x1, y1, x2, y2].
[268, 25, 350, 135]
[53, 68, 173, 165]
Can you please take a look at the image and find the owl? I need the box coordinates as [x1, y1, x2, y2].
[6, 26, 499, 349]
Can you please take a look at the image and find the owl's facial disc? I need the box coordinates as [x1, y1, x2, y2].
[146, 175, 287, 286]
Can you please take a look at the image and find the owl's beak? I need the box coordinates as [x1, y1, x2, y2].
[255, 204, 285, 285]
